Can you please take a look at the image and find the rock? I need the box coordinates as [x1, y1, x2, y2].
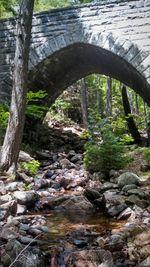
[0, 226, 19, 240]
[100, 182, 118, 192]
[125, 195, 140, 206]
[0, 180, 6, 194]
[139, 256, 150, 266]
[0, 194, 13, 204]
[0, 209, 8, 221]
[0, 200, 17, 216]
[73, 239, 87, 248]
[17, 204, 27, 215]
[128, 229, 150, 263]
[35, 150, 51, 159]
[106, 203, 127, 217]
[1, 239, 47, 267]
[13, 190, 38, 208]
[65, 249, 113, 267]
[117, 207, 133, 220]
[61, 195, 93, 214]
[118, 172, 140, 188]
[5, 182, 20, 192]
[19, 235, 38, 245]
[20, 223, 30, 231]
[35, 178, 49, 189]
[127, 188, 145, 198]
[122, 184, 137, 192]
[19, 150, 34, 162]
[16, 172, 33, 183]
[44, 170, 53, 178]
[84, 188, 101, 202]
[41, 195, 69, 209]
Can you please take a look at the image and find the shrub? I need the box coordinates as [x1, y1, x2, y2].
[84, 124, 131, 177]
[143, 148, 150, 162]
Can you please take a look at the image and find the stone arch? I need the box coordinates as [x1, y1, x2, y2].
[28, 31, 150, 106]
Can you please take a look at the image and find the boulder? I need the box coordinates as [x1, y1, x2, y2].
[118, 172, 140, 188]
[13, 190, 38, 208]
[60, 195, 93, 214]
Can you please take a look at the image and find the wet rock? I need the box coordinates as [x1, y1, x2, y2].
[118, 172, 140, 188]
[65, 249, 114, 267]
[1, 239, 47, 267]
[61, 195, 93, 214]
[117, 207, 133, 220]
[41, 195, 69, 209]
[13, 190, 38, 208]
[106, 203, 127, 217]
[73, 239, 87, 248]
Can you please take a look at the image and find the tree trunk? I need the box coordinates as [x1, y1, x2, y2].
[80, 78, 88, 128]
[106, 77, 112, 117]
[96, 75, 104, 118]
[0, 0, 35, 174]
[121, 84, 142, 144]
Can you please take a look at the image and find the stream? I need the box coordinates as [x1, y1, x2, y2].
[38, 209, 126, 266]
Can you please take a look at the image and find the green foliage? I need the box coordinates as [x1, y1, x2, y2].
[26, 90, 48, 118]
[22, 183, 32, 191]
[47, 98, 72, 124]
[142, 148, 150, 162]
[84, 121, 131, 177]
[21, 160, 40, 176]
[0, 104, 9, 144]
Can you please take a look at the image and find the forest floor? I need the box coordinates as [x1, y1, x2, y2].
[0, 124, 150, 267]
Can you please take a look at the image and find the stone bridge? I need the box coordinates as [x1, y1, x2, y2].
[0, 0, 150, 105]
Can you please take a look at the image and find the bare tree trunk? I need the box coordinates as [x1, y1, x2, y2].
[80, 78, 88, 128]
[121, 84, 142, 144]
[106, 77, 112, 117]
[96, 75, 104, 118]
[0, 0, 35, 174]
[135, 93, 139, 115]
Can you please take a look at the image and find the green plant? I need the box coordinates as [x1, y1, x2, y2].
[0, 104, 9, 144]
[21, 160, 40, 176]
[142, 148, 150, 162]
[22, 184, 32, 191]
[84, 122, 131, 177]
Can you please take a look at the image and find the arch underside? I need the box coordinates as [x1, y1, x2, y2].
[28, 43, 150, 107]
